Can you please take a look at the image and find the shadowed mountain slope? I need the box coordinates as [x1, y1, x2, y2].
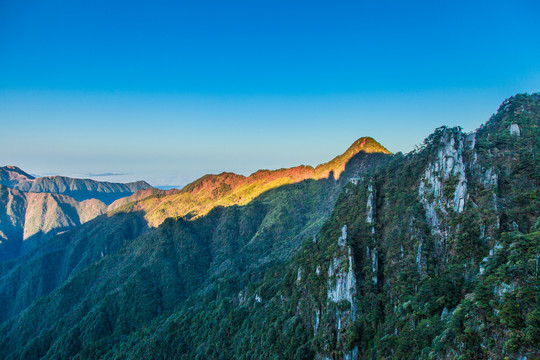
[0, 171, 155, 262]
[97, 94, 539, 360]
[0, 166, 36, 187]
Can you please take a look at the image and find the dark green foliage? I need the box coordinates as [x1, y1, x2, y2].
[0, 152, 388, 359]
[0, 94, 539, 359]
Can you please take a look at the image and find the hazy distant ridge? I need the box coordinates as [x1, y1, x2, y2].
[0, 166, 152, 204]
[0, 167, 154, 261]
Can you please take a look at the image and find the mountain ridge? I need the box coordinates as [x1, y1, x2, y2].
[113, 136, 391, 226]
[0, 140, 391, 335]
[0, 167, 153, 204]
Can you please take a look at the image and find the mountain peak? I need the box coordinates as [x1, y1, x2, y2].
[347, 136, 391, 155]
[1, 165, 36, 180]
[313, 136, 391, 180]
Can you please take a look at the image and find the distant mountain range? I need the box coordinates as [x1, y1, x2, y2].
[0, 169, 152, 261]
[0, 166, 152, 204]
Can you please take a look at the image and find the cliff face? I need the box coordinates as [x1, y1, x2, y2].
[94, 94, 536, 360]
[262, 93, 539, 359]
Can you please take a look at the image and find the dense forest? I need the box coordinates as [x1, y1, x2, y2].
[0, 94, 538, 359]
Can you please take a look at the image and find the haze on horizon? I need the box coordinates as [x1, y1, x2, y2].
[1, 0, 539, 188]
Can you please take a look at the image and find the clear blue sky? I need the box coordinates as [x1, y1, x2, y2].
[1, 0, 539, 187]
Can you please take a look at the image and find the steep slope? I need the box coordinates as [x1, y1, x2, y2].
[102, 93, 536, 360]
[114, 136, 390, 227]
[0, 167, 153, 204]
[0, 138, 386, 262]
[0, 148, 391, 359]
[0, 170, 155, 261]
[0, 186, 27, 261]
[24, 93, 534, 360]
[0, 185, 108, 262]
[0, 166, 36, 187]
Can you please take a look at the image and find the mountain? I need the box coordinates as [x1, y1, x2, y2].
[112, 136, 390, 227]
[0, 185, 108, 262]
[0, 167, 153, 204]
[101, 94, 539, 360]
[0, 136, 391, 359]
[0, 171, 154, 261]
[0, 139, 387, 263]
[0, 94, 538, 360]
[0, 166, 36, 187]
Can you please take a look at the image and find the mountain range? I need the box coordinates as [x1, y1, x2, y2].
[0, 93, 538, 359]
[0, 166, 152, 204]
[0, 169, 152, 261]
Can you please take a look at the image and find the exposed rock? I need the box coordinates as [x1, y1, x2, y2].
[327, 251, 356, 305]
[366, 183, 374, 224]
[314, 309, 320, 333]
[337, 225, 347, 246]
[366, 246, 378, 284]
[479, 257, 489, 274]
[325, 225, 359, 359]
[440, 307, 449, 320]
[483, 168, 498, 188]
[416, 241, 423, 274]
[0, 185, 108, 261]
[238, 290, 246, 304]
[418, 129, 468, 239]
[467, 132, 476, 150]
[509, 123, 521, 136]
[494, 283, 515, 298]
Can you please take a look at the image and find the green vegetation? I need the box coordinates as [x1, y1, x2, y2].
[0, 94, 538, 359]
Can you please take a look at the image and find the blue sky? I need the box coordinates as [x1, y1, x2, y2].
[1, 0, 539, 187]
